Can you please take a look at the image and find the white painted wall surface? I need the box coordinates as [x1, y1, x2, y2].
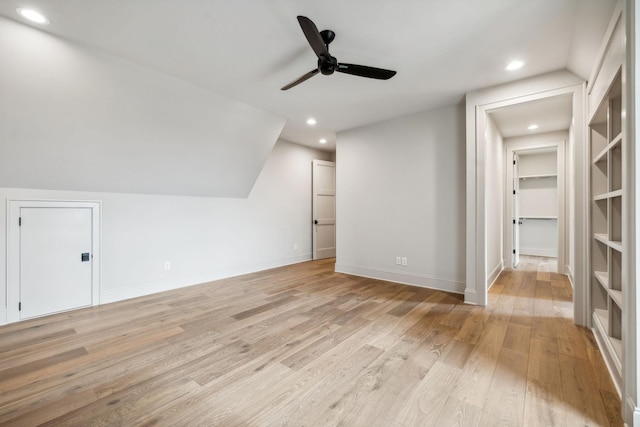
[0, 140, 332, 324]
[335, 104, 466, 294]
[0, 16, 284, 198]
[485, 114, 505, 286]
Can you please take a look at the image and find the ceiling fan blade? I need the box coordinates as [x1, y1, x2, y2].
[297, 16, 330, 59]
[336, 63, 397, 80]
[281, 69, 320, 90]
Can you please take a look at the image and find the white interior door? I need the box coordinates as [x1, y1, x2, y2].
[20, 207, 93, 319]
[512, 153, 520, 268]
[312, 160, 336, 260]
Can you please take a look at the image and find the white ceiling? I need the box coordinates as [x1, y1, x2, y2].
[0, 0, 616, 152]
[489, 95, 574, 138]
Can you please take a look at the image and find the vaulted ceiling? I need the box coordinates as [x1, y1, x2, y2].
[0, 0, 616, 151]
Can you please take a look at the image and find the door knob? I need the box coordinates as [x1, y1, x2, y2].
[314, 219, 318, 225]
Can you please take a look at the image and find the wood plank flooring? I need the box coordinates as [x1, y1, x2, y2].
[0, 256, 622, 426]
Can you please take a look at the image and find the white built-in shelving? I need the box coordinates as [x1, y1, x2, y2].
[589, 69, 624, 386]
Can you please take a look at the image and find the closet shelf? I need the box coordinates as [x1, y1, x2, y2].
[610, 289, 623, 308]
[592, 133, 622, 164]
[519, 174, 557, 180]
[593, 189, 623, 201]
[592, 309, 622, 372]
[594, 234, 623, 252]
[594, 271, 608, 288]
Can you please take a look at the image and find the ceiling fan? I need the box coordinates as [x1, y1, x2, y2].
[281, 16, 397, 90]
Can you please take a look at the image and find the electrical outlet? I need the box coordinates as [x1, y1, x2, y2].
[293, 243, 298, 251]
[396, 256, 401, 265]
[401, 257, 407, 266]
[164, 261, 171, 271]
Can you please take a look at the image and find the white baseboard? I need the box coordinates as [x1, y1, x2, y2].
[334, 264, 465, 295]
[487, 261, 504, 290]
[0, 308, 6, 326]
[101, 254, 312, 305]
[520, 247, 558, 257]
[565, 265, 574, 288]
[464, 288, 480, 306]
[628, 397, 639, 427]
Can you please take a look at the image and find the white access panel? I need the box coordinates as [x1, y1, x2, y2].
[20, 207, 93, 319]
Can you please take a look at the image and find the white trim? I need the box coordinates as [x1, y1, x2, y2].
[587, 0, 626, 94]
[334, 264, 465, 294]
[6, 199, 101, 324]
[628, 398, 639, 427]
[628, 2, 640, 426]
[487, 260, 503, 289]
[565, 265, 574, 288]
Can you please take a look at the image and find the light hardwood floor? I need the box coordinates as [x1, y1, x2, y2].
[0, 256, 623, 426]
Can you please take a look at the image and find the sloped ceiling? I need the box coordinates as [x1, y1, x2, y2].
[0, 0, 616, 154]
[0, 17, 284, 197]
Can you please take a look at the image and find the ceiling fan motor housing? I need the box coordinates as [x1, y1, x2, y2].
[318, 56, 338, 75]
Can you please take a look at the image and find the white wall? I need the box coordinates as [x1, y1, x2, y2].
[0, 140, 332, 324]
[485, 114, 504, 286]
[335, 104, 466, 294]
[0, 16, 284, 198]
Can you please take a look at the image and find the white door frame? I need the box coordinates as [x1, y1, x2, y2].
[503, 140, 566, 273]
[6, 200, 101, 324]
[465, 71, 588, 327]
[512, 152, 520, 269]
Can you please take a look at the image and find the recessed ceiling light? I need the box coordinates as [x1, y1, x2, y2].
[528, 124, 539, 130]
[505, 60, 524, 71]
[306, 118, 317, 126]
[17, 8, 50, 24]
[319, 138, 327, 144]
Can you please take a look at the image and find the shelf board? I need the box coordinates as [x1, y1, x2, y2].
[593, 308, 609, 332]
[610, 132, 622, 147]
[594, 233, 609, 245]
[592, 310, 623, 375]
[592, 134, 622, 164]
[609, 240, 623, 252]
[593, 189, 622, 201]
[593, 234, 623, 252]
[594, 271, 608, 288]
[610, 337, 622, 360]
[519, 174, 557, 180]
[592, 147, 608, 164]
[610, 289, 623, 308]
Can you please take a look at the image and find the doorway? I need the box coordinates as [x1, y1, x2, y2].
[512, 147, 560, 268]
[489, 94, 569, 276]
[7, 200, 101, 323]
[312, 160, 336, 260]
